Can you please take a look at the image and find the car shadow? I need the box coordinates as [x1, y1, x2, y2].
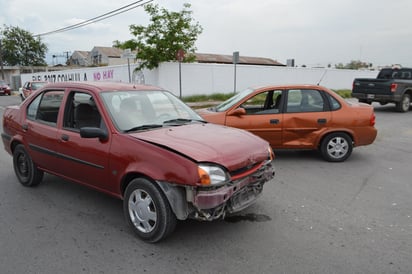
[273, 149, 323, 162]
[372, 103, 411, 113]
[34, 173, 274, 244]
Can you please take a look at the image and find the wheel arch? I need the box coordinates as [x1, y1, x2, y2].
[10, 139, 24, 154]
[401, 88, 412, 97]
[317, 130, 354, 149]
[120, 172, 189, 220]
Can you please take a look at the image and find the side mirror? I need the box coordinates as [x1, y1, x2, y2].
[228, 107, 246, 116]
[80, 127, 108, 141]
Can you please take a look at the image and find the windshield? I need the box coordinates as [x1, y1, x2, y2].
[32, 82, 47, 90]
[100, 90, 204, 132]
[214, 88, 255, 111]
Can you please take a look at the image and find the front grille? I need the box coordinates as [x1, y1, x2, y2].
[229, 161, 261, 177]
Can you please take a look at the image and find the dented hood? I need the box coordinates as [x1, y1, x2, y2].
[132, 123, 270, 171]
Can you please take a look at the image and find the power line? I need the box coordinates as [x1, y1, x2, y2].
[34, 0, 153, 37]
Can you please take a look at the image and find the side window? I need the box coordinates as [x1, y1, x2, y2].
[27, 90, 64, 126]
[305, 89, 325, 112]
[240, 90, 282, 115]
[27, 95, 41, 120]
[240, 91, 268, 114]
[63, 91, 102, 130]
[325, 93, 341, 111]
[286, 89, 325, 113]
[286, 90, 302, 113]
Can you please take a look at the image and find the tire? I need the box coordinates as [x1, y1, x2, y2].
[123, 178, 177, 243]
[320, 133, 353, 162]
[13, 144, 44, 186]
[396, 94, 410, 112]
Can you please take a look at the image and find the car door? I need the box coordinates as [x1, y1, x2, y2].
[281, 88, 332, 148]
[54, 89, 112, 192]
[23, 89, 65, 172]
[225, 89, 283, 147]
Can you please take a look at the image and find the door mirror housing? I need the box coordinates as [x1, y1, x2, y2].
[228, 107, 246, 116]
[80, 127, 108, 141]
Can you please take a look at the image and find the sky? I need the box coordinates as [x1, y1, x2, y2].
[1, 0, 412, 68]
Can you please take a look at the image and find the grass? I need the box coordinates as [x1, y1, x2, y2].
[334, 89, 352, 98]
[182, 93, 233, 102]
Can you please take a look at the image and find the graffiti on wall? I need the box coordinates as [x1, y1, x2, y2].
[30, 69, 115, 83]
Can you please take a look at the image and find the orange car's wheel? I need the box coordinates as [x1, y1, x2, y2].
[123, 178, 177, 243]
[13, 144, 44, 186]
[320, 133, 353, 162]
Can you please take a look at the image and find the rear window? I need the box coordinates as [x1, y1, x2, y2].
[377, 68, 412, 79]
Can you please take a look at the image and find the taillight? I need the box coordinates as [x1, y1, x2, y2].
[370, 113, 376, 126]
[390, 83, 397, 92]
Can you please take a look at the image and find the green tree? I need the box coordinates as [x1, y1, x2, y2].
[335, 60, 372, 70]
[1, 25, 47, 66]
[113, 3, 202, 70]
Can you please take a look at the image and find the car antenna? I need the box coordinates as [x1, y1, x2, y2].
[317, 70, 327, 86]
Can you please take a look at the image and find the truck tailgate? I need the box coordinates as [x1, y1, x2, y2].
[353, 79, 392, 95]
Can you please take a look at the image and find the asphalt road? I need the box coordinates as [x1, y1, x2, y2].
[1, 95, 411, 274]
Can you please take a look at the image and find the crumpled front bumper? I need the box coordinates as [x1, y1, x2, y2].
[190, 160, 275, 220]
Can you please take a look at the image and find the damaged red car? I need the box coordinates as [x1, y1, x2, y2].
[1, 82, 275, 242]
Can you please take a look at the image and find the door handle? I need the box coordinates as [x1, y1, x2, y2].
[317, 118, 327, 124]
[61, 134, 69, 141]
[270, 119, 279, 124]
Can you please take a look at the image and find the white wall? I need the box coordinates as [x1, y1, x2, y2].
[21, 62, 378, 97]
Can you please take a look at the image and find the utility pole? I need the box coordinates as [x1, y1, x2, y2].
[53, 51, 71, 65]
[176, 49, 185, 98]
[64, 51, 70, 64]
[233, 51, 239, 93]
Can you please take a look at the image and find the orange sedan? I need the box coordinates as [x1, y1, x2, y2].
[198, 85, 377, 162]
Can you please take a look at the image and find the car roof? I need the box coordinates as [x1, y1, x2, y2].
[250, 84, 328, 90]
[39, 81, 165, 93]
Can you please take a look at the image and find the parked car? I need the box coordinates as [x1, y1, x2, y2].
[19, 81, 48, 100]
[198, 84, 377, 162]
[1, 81, 275, 242]
[0, 80, 11, 96]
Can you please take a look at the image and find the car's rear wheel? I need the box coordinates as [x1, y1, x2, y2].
[396, 94, 410, 112]
[320, 133, 353, 162]
[123, 178, 177, 243]
[13, 144, 44, 186]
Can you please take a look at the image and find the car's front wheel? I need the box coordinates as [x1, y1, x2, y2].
[123, 178, 177, 243]
[320, 133, 353, 162]
[13, 144, 44, 186]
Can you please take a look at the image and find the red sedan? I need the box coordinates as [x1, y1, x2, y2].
[198, 84, 377, 162]
[0, 80, 11, 96]
[1, 81, 275, 242]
